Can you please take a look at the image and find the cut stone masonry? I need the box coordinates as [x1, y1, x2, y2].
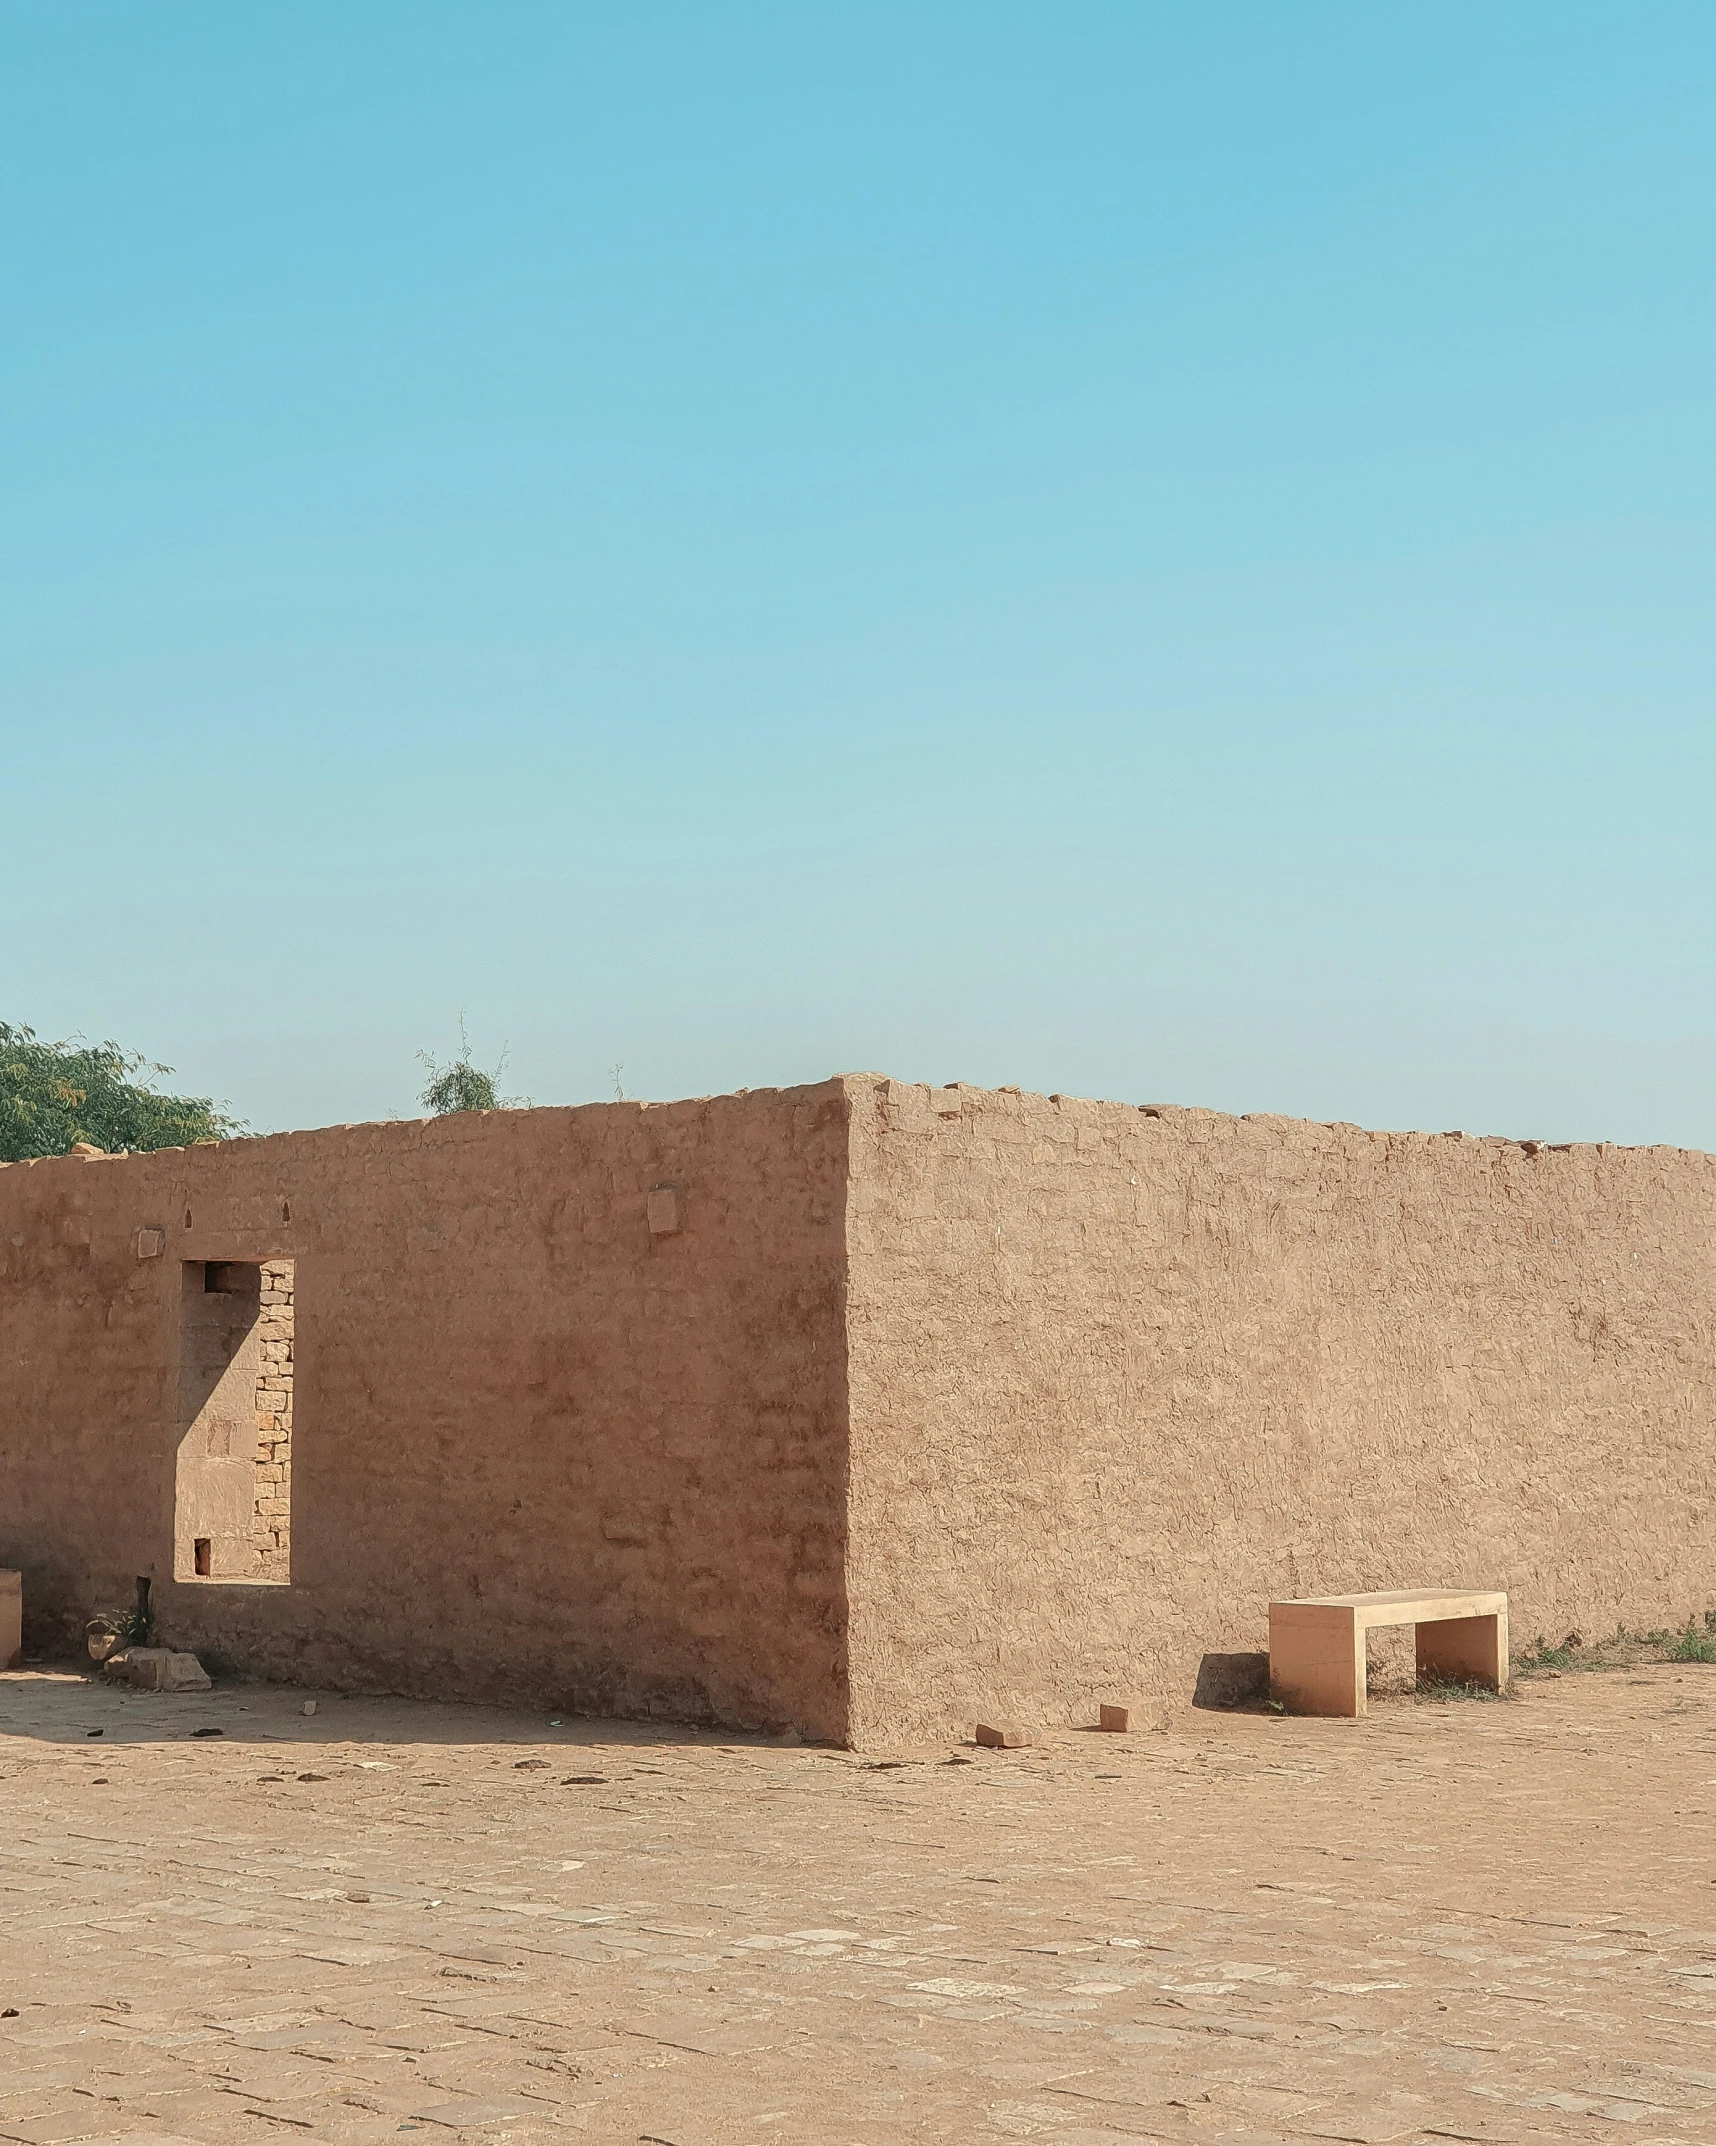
[252, 1259, 293, 1579]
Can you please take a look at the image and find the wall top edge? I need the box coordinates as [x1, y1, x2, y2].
[837, 1073, 1715, 1164]
[0, 1077, 853, 1172]
[2, 1069, 1707, 1170]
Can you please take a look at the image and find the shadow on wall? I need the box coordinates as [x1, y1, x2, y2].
[173, 1259, 293, 1585]
[1193, 1651, 1269, 1709]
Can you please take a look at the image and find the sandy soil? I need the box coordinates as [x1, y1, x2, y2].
[2, 1663, 1714, 2145]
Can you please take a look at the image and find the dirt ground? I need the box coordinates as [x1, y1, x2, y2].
[3, 1662, 1715, 2146]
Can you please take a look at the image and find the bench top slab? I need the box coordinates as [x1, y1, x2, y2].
[1271, 1587, 1506, 1627]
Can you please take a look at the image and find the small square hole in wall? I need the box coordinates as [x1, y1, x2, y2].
[194, 1538, 211, 1576]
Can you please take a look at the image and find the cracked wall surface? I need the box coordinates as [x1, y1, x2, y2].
[0, 1088, 849, 1738]
[5, 1075, 1714, 1750]
[843, 1078, 1716, 1744]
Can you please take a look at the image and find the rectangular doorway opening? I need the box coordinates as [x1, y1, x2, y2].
[174, 1258, 294, 1584]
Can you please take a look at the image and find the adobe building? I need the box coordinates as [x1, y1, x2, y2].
[1, 1074, 1712, 1748]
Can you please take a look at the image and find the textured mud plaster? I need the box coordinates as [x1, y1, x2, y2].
[841, 1079, 1716, 1747]
[7, 1075, 1716, 1751]
[0, 1088, 850, 1738]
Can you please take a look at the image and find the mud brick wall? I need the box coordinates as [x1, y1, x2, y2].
[253, 1259, 293, 1578]
[8, 1072, 1716, 1750]
[842, 1078, 1716, 1746]
[0, 1088, 849, 1737]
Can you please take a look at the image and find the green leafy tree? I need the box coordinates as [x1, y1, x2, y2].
[417, 1019, 519, 1115]
[0, 1024, 244, 1161]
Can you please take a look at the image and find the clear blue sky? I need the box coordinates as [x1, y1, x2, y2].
[6, 5, 1715, 1143]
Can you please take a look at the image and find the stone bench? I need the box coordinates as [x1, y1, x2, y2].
[1268, 1587, 1508, 1717]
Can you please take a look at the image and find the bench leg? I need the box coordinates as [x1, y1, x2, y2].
[1416, 1612, 1507, 1692]
[1269, 1603, 1364, 1717]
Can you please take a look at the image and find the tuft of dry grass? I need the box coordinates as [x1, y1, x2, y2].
[1414, 1670, 1510, 1704]
[1512, 1615, 1716, 1681]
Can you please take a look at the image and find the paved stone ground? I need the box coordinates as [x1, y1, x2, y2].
[3, 1665, 1715, 2146]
